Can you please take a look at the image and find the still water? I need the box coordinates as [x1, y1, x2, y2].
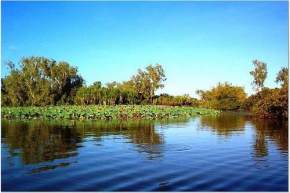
[1, 113, 288, 191]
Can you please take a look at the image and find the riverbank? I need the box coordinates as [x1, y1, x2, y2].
[1, 105, 219, 120]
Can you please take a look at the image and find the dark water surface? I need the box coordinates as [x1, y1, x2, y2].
[1, 113, 288, 191]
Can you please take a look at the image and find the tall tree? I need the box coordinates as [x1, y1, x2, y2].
[276, 67, 288, 89]
[1, 64, 28, 106]
[131, 64, 166, 103]
[1, 57, 83, 106]
[250, 60, 267, 92]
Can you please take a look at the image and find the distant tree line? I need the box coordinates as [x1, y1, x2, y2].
[1, 56, 288, 119]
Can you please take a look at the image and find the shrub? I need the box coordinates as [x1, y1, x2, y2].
[197, 82, 247, 110]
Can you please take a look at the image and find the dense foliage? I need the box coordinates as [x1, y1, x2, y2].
[74, 64, 167, 105]
[245, 65, 288, 119]
[1, 56, 288, 120]
[74, 81, 138, 105]
[2, 57, 83, 106]
[1, 105, 219, 120]
[1, 57, 170, 106]
[196, 82, 247, 110]
[153, 94, 199, 106]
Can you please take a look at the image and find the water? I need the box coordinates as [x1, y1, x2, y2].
[1, 113, 288, 191]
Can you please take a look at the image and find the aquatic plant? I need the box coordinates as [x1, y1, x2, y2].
[1, 105, 219, 120]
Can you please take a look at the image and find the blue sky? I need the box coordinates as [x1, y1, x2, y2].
[1, 1, 288, 96]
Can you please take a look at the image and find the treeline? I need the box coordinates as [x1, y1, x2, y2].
[1, 56, 167, 106]
[1, 57, 288, 119]
[196, 60, 288, 119]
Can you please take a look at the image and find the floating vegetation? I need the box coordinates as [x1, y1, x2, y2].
[1, 105, 220, 120]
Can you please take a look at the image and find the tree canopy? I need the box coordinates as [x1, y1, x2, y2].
[196, 82, 247, 110]
[1, 57, 169, 107]
[276, 67, 288, 89]
[2, 57, 83, 106]
[250, 60, 267, 92]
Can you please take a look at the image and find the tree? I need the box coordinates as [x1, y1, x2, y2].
[49, 61, 84, 104]
[131, 64, 166, 103]
[1, 57, 83, 106]
[197, 82, 247, 110]
[245, 65, 288, 119]
[250, 60, 267, 92]
[118, 80, 139, 104]
[249, 88, 288, 119]
[2, 62, 28, 106]
[20, 57, 52, 105]
[153, 93, 199, 106]
[276, 67, 288, 89]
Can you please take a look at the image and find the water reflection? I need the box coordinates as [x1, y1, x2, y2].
[74, 120, 165, 160]
[1, 120, 168, 167]
[199, 113, 288, 158]
[199, 113, 246, 136]
[1, 115, 288, 191]
[30, 162, 71, 174]
[1, 120, 82, 165]
[2, 114, 288, 173]
[251, 119, 288, 157]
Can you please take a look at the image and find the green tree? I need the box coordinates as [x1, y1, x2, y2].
[153, 94, 199, 106]
[1, 57, 83, 106]
[250, 60, 267, 92]
[118, 80, 139, 104]
[197, 82, 247, 110]
[276, 67, 288, 89]
[131, 64, 166, 103]
[245, 66, 288, 119]
[2, 61, 28, 106]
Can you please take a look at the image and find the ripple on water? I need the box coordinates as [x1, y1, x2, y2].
[1, 116, 288, 191]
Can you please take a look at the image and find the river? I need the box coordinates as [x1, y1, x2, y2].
[1, 113, 288, 191]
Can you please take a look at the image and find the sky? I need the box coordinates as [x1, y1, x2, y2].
[1, 1, 288, 97]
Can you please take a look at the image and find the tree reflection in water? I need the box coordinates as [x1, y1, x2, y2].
[199, 112, 246, 136]
[2, 115, 288, 174]
[2, 120, 82, 165]
[1, 119, 167, 169]
[73, 120, 165, 160]
[199, 112, 288, 158]
[251, 119, 288, 157]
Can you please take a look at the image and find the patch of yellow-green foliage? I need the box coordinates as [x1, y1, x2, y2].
[1, 105, 219, 120]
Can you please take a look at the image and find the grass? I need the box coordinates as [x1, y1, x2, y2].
[1, 105, 220, 120]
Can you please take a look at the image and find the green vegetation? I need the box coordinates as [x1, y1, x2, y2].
[1, 57, 168, 106]
[195, 59, 288, 119]
[2, 57, 83, 106]
[250, 60, 268, 92]
[153, 94, 199, 106]
[244, 63, 288, 119]
[1, 56, 288, 120]
[1, 105, 220, 120]
[196, 82, 246, 110]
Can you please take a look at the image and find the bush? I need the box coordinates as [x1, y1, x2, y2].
[197, 82, 247, 110]
[153, 94, 199, 107]
[246, 87, 288, 119]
